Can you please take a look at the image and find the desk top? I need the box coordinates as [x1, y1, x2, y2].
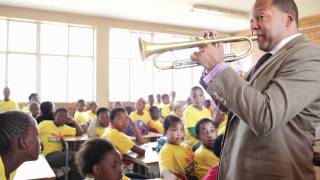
[123, 142, 159, 167]
[63, 133, 89, 142]
[130, 132, 163, 140]
[14, 154, 55, 180]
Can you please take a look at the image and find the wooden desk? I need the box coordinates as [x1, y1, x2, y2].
[123, 142, 159, 167]
[14, 154, 55, 180]
[123, 142, 160, 178]
[63, 133, 89, 142]
[130, 132, 163, 142]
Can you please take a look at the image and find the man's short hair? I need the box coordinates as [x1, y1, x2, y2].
[271, 0, 299, 25]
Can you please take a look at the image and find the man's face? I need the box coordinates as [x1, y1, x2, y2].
[250, 0, 289, 52]
[113, 111, 129, 132]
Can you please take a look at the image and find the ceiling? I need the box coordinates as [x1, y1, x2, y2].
[0, 0, 319, 32]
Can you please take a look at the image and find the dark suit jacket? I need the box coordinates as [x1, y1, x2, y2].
[205, 35, 320, 180]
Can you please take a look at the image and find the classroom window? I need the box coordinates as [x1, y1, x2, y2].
[7, 54, 37, 101]
[109, 28, 203, 102]
[0, 19, 7, 51]
[0, 54, 5, 91]
[0, 18, 95, 102]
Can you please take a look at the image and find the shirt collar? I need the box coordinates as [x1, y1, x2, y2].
[270, 33, 301, 54]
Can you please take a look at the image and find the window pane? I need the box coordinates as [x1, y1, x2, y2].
[41, 23, 68, 55]
[7, 54, 36, 102]
[130, 60, 147, 101]
[69, 27, 94, 56]
[0, 20, 7, 51]
[0, 53, 5, 91]
[109, 29, 130, 58]
[154, 68, 173, 95]
[173, 68, 192, 101]
[109, 59, 129, 101]
[68, 57, 94, 102]
[41, 55, 67, 102]
[8, 21, 36, 53]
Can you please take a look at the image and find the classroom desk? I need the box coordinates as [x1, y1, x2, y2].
[123, 142, 160, 178]
[14, 154, 56, 180]
[130, 132, 163, 142]
[124, 142, 159, 167]
[62, 133, 89, 180]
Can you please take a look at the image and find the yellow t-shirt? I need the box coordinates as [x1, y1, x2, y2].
[129, 111, 151, 125]
[103, 127, 135, 154]
[149, 119, 164, 134]
[144, 104, 151, 112]
[86, 110, 97, 120]
[96, 126, 107, 137]
[194, 144, 220, 180]
[217, 115, 228, 135]
[39, 120, 76, 156]
[0, 155, 15, 180]
[74, 111, 90, 123]
[160, 104, 171, 118]
[0, 100, 19, 112]
[159, 143, 195, 176]
[182, 105, 211, 147]
[21, 105, 30, 113]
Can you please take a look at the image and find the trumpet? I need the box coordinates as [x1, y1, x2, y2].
[139, 35, 257, 70]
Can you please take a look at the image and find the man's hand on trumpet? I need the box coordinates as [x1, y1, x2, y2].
[191, 31, 225, 71]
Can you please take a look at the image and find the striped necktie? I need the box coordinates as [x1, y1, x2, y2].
[247, 53, 272, 80]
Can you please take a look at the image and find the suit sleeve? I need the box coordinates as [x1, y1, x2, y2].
[206, 46, 320, 137]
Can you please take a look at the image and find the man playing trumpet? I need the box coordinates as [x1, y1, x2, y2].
[191, 0, 320, 180]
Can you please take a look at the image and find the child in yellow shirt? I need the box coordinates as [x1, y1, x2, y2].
[183, 86, 211, 150]
[102, 107, 145, 156]
[74, 99, 90, 124]
[87, 107, 110, 137]
[0, 87, 19, 112]
[39, 108, 83, 178]
[159, 115, 196, 180]
[75, 138, 130, 180]
[160, 94, 171, 118]
[0, 111, 40, 180]
[149, 106, 164, 134]
[194, 118, 220, 180]
[86, 101, 98, 120]
[130, 98, 151, 126]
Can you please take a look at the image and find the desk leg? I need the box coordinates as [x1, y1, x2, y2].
[65, 142, 69, 180]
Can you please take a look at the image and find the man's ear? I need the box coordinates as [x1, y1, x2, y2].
[286, 10, 295, 26]
[92, 164, 101, 176]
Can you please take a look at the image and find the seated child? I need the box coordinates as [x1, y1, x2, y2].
[159, 115, 196, 180]
[102, 107, 145, 156]
[0, 111, 40, 180]
[75, 137, 129, 180]
[160, 94, 171, 118]
[39, 108, 83, 178]
[183, 86, 211, 150]
[86, 101, 98, 120]
[203, 134, 224, 180]
[74, 99, 90, 130]
[130, 98, 151, 126]
[87, 107, 110, 137]
[36, 101, 55, 124]
[29, 102, 40, 119]
[149, 106, 164, 134]
[194, 118, 220, 180]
